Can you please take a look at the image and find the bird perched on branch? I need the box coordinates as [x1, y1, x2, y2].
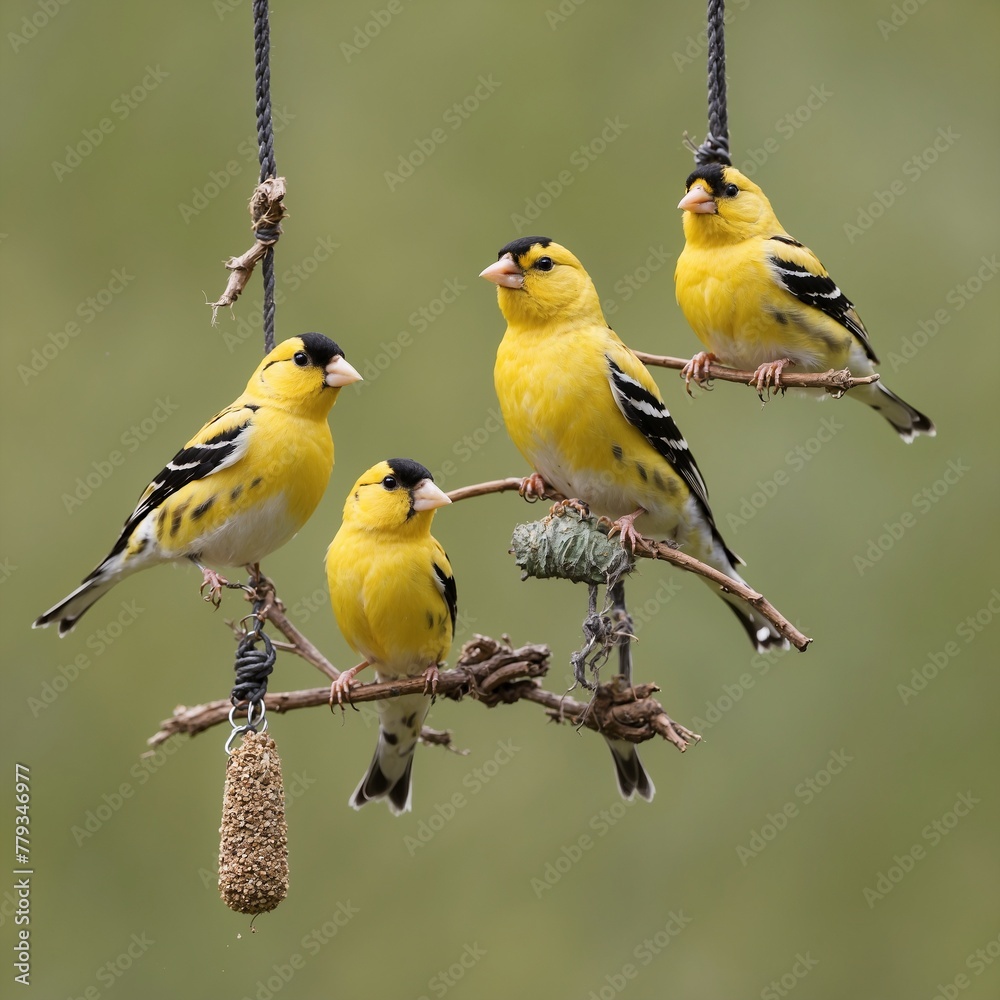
[326, 459, 456, 815]
[482, 236, 782, 652]
[33, 333, 361, 636]
[675, 163, 935, 442]
[482, 237, 786, 799]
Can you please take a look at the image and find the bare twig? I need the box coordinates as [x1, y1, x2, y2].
[631, 535, 810, 650]
[632, 351, 880, 394]
[446, 477, 526, 503]
[516, 678, 701, 752]
[156, 474, 804, 766]
[149, 635, 698, 753]
[448, 479, 810, 650]
[226, 579, 339, 680]
[258, 580, 339, 681]
[209, 177, 286, 321]
[149, 637, 547, 746]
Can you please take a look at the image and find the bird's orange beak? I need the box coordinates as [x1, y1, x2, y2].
[677, 184, 717, 214]
[480, 253, 524, 289]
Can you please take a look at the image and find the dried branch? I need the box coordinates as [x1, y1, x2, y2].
[209, 177, 287, 321]
[515, 677, 701, 752]
[448, 479, 811, 651]
[630, 535, 810, 650]
[446, 477, 525, 503]
[149, 636, 548, 748]
[632, 351, 880, 394]
[153, 473, 804, 769]
[148, 635, 698, 753]
[249, 578, 339, 682]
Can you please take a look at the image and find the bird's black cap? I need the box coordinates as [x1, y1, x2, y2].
[385, 458, 434, 488]
[684, 162, 727, 194]
[497, 236, 552, 261]
[299, 332, 346, 366]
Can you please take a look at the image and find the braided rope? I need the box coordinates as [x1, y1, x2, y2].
[252, 0, 278, 351]
[231, 615, 275, 707]
[694, 0, 732, 167]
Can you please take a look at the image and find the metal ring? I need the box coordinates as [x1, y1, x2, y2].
[239, 612, 264, 637]
[245, 700, 267, 729]
[225, 725, 250, 755]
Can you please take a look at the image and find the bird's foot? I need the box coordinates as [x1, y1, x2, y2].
[199, 566, 232, 608]
[519, 472, 551, 503]
[681, 351, 717, 395]
[606, 508, 646, 552]
[422, 663, 441, 696]
[329, 661, 369, 709]
[549, 497, 590, 520]
[751, 358, 792, 397]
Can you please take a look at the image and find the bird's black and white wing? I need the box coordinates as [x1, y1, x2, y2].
[767, 237, 878, 363]
[104, 404, 257, 561]
[606, 357, 711, 516]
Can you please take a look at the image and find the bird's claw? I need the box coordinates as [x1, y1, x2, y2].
[681, 351, 717, 395]
[607, 510, 645, 552]
[422, 663, 440, 696]
[329, 661, 369, 710]
[751, 358, 792, 397]
[549, 498, 590, 519]
[519, 473, 550, 503]
[198, 567, 231, 608]
[329, 676, 356, 709]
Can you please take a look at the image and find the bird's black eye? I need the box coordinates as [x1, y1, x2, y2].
[724, 183, 739, 198]
[535, 256, 554, 271]
[293, 351, 309, 366]
[381, 475, 398, 490]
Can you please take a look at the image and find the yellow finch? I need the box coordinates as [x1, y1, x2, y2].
[482, 236, 782, 650]
[34, 334, 361, 635]
[326, 459, 455, 815]
[482, 237, 786, 799]
[675, 163, 935, 441]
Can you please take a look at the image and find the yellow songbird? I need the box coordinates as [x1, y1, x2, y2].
[483, 237, 787, 799]
[34, 334, 361, 635]
[326, 459, 456, 814]
[675, 163, 934, 441]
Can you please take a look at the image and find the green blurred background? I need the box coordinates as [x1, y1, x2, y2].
[3, 1, 998, 996]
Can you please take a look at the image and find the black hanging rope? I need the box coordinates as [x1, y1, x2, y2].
[231, 593, 276, 709]
[693, 0, 732, 167]
[252, 0, 278, 351]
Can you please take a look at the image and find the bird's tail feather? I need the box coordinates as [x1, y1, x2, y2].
[350, 745, 415, 815]
[859, 382, 935, 442]
[32, 571, 120, 637]
[606, 738, 655, 801]
[349, 692, 429, 815]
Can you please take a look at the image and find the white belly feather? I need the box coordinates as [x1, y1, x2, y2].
[194, 492, 294, 567]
